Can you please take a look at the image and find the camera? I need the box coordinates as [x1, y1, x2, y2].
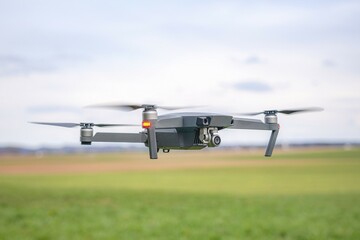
[208, 134, 221, 147]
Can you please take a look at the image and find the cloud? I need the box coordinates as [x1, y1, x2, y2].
[0, 55, 57, 77]
[0, 54, 91, 78]
[233, 81, 272, 92]
[244, 56, 263, 64]
[27, 105, 81, 114]
[230, 55, 265, 65]
[323, 59, 336, 68]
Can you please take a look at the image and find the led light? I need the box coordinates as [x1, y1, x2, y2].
[142, 121, 151, 128]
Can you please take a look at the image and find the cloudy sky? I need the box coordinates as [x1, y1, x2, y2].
[0, 0, 359, 148]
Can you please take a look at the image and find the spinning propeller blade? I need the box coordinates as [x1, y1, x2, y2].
[236, 107, 324, 116]
[87, 103, 199, 111]
[30, 122, 80, 128]
[276, 107, 324, 114]
[30, 122, 139, 128]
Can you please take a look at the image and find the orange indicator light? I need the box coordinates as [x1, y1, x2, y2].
[142, 121, 151, 128]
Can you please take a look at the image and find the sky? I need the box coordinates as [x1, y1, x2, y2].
[0, 0, 359, 148]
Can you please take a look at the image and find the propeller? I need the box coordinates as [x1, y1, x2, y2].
[236, 107, 324, 116]
[30, 122, 140, 128]
[87, 103, 199, 111]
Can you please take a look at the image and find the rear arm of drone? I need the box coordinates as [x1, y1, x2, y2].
[91, 129, 157, 160]
[229, 118, 280, 157]
[91, 132, 147, 143]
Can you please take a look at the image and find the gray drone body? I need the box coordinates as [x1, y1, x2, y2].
[31, 105, 322, 159]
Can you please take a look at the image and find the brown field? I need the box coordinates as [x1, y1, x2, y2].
[0, 147, 350, 175]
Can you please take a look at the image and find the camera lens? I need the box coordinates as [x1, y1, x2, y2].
[212, 135, 221, 145]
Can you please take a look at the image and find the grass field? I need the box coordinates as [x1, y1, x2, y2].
[0, 148, 359, 239]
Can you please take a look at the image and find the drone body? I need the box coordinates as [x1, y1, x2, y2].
[32, 104, 322, 159]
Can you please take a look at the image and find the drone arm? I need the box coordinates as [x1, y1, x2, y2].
[92, 132, 147, 143]
[229, 118, 276, 130]
[229, 118, 280, 157]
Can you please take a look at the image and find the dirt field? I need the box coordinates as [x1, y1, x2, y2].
[0, 148, 352, 174]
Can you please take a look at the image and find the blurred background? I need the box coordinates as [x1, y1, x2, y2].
[1, 2, 360, 239]
[0, 0, 359, 149]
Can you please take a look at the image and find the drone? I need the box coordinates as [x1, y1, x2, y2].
[31, 104, 323, 159]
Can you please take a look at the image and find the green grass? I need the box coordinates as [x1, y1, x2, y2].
[0, 148, 359, 240]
